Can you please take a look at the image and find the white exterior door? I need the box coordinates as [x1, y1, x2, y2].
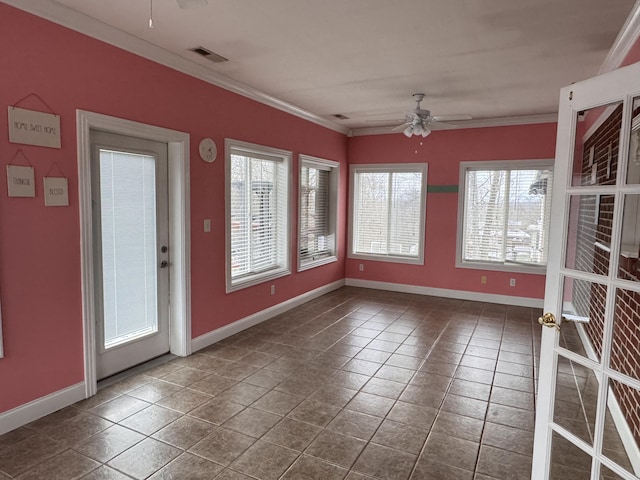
[91, 130, 170, 379]
[532, 61, 640, 479]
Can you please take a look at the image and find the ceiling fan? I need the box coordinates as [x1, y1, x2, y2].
[396, 94, 471, 138]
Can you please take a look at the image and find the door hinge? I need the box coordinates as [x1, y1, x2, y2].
[569, 91, 573, 101]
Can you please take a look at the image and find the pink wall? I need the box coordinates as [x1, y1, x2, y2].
[346, 124, 558, 299]
[621, 34, 640, 66]
[0, 4, 347, 413]
[1, 3, 636, 420]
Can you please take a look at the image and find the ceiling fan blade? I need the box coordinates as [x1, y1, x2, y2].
[431, 114, 472, 122]
[177, 0, 208, 9]
[391, 122, 410, 131]
[429, 121, 460, 130]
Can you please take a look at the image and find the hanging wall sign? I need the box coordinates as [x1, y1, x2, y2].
[43, 177, 69, 206]
[7, 165, 35, 197]
[8, 107, 61, 148]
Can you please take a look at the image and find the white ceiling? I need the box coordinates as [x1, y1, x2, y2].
[8, 0, 639, 133]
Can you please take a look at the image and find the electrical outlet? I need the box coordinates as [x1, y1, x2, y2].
[270, 284, 275, 295]
[204, 219, 211, 232]
[509, 278, 516, 287]
[359, 263, 364, 272]
[481, 276, 487, 284]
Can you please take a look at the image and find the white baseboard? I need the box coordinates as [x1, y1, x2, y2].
[191, 279, 346, 352]
[0, 382, 86, 436]
[344, 278, 544, 308]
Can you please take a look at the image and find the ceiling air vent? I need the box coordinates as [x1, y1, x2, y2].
[332, 114, 349, 120]
[189, 46, 228, 63]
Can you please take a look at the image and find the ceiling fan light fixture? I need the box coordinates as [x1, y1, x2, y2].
[421, 128, 431, 138]
[403, 125, 414, 138]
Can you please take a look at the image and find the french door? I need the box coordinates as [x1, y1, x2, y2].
[90, 130, 170, 379]
[532, 61, 640, 479]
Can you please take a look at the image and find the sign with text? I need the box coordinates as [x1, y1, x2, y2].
[8, 107, 61, 148]
[7, 165, 35, 197]
[43, 177, 69, 206]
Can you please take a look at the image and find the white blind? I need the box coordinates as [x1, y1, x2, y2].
[462, 167, 553, 266]
[230, 151, 287, 281]
[300, 164, 333, 265]
[99, 149, 158, 347]
[353, 169, 424, 258]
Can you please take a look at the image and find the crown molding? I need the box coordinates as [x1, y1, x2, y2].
[600, 0, 640, 73]
[348, 113, 558, 137]
[1, 0, 349, 135]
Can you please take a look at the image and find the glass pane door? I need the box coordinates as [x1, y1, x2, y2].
[533, 62, 640, 480]
[91, 130, 169, 380]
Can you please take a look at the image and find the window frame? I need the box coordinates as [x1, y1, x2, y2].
[297, 154, 340, 272]
[456, 159, 554, 274]
[348, 162, 428, 265]
[225, 138, 292, 292]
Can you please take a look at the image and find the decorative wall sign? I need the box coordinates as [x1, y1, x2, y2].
[7, 165, 35, 197]
[8, 106, 61, 148]
[43, 177, 69, 206]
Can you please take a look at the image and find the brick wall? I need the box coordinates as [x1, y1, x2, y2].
[570, 104, 640, 450]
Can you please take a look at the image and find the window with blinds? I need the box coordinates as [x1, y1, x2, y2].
[298, 155, 339, 270]
[225, 140, 291, 291]
[458, 160, 553, 271]
[349, 163, 427, 264]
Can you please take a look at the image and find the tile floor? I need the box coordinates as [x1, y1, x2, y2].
[0, 287, 543, 479]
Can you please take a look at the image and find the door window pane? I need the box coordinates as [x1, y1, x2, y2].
[560, 276, 606, 362]
[611, 288, 640, 382]
[603, 378, 640, 477]
[617, 195, 640, 282]
[550, 431, 593, 478]
[553, 356, 599, 445]
[99, 149, 158, 349]
[565, 194, 613, 276]
[600, 464, 627, 479]
[626, 96, 640, 185]
[572, 102, 623, 187]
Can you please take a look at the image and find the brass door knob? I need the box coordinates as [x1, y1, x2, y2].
[538, 312, 560, 331]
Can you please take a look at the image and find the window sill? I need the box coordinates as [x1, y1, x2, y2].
[349, 252, 424, 265]
[455, 260, 547, 275]
[227, 267, 291, 293]
[298, 255, 338, 272]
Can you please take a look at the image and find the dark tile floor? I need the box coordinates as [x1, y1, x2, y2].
[0, 287, 543, 479]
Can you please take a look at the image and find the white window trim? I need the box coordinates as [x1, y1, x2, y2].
[348, 163, 428, 265]
[225, 138, 292, 293]
[456, 159, 554, 275]
[77, 110, 191, 397]
[298, 154, 340, 272]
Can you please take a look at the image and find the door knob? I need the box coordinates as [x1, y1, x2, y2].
[538, 312, 560, 331]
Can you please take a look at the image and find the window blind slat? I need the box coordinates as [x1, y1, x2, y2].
[300, 164, 334, 265]
[352, 168, 424, 259]
[230, 151, 287, 282]
[462, 167, 553, 266]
